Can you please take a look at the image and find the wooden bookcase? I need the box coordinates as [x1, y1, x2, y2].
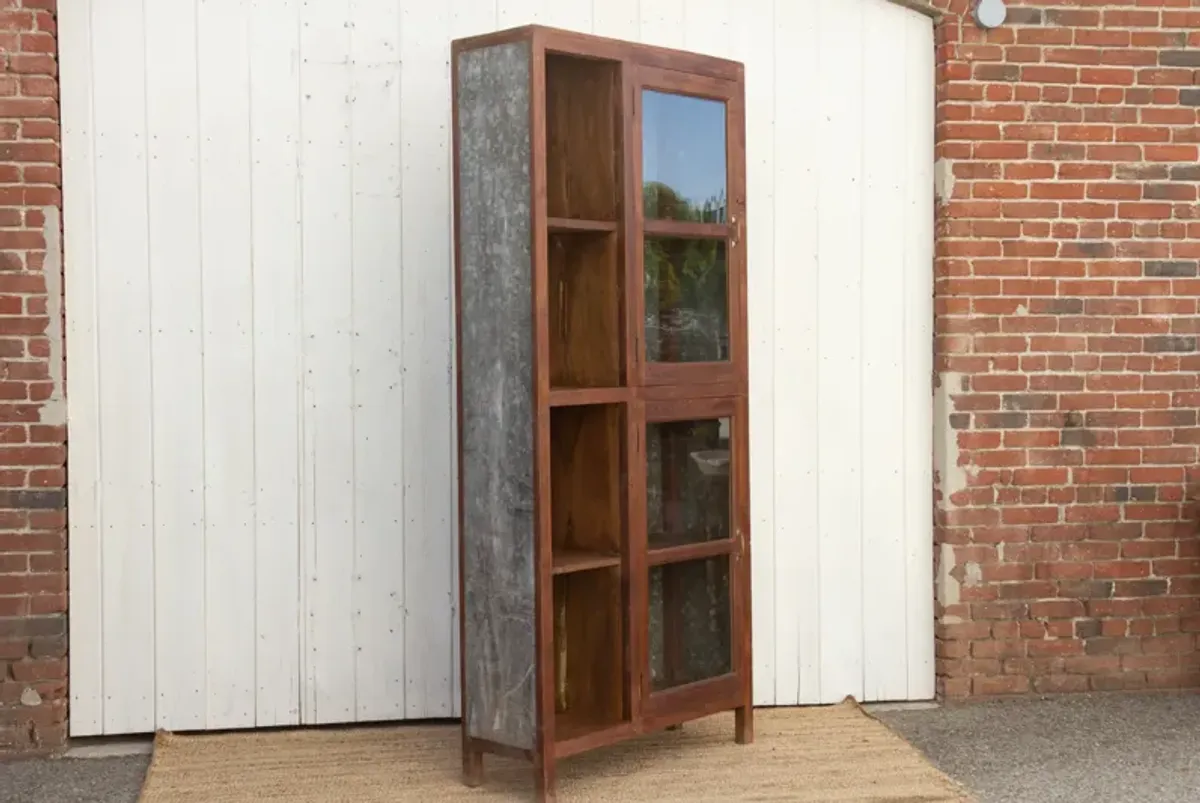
[451, 25, 749, 802]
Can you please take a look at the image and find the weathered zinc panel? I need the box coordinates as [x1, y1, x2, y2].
[455, 40, 537, 751]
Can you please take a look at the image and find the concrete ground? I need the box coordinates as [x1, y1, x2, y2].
[1, 691, 1198, 802]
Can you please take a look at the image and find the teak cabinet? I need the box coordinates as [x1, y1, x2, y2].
[451, 25, 750, 801]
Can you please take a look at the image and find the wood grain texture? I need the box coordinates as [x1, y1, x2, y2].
[552, 567, 626, 739]
[548, 232, 622, 388]
[549, 405, 623, 561]
[545, 55, 621, 222]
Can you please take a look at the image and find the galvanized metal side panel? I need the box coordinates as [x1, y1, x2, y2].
[455, 40, 537, 751]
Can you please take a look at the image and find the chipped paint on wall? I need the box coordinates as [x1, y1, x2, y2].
[934, 158, 956, 205]
[41, 205, 65, 427]
[933, 371, 969, 498]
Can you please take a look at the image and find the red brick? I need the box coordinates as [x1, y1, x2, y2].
[931, 1, 1200, 704]
[1034, 675, 1090, 694]
[0, 0, 65, 756]
[974, 675, 1032, 695]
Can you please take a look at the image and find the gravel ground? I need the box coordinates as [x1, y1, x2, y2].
[0, 753, 148, 803]
[875, 690, 1200, 803]
[2, 691, 1198, 802]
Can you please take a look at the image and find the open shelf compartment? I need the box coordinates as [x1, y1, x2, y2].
[550, 401, 627, 742]
[545, 52, 622, 225]
[550, 403, 624, 575]
[549, 231, 622, 389]
[552, 565, 627, 742]
[546, 52, 625, 391]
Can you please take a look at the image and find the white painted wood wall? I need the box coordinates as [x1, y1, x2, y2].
[60, 0, 936, 736]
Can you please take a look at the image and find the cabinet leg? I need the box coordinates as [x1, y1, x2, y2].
[535, 753, 558, 803]
[462, 740, 484, 788]
[735, 705, 754, 745]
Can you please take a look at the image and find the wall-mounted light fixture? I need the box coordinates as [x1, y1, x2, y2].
[973, 0, 1008, 29]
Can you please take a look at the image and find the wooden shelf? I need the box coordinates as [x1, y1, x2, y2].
[548, 217, 618, 234]
[554, 717, 634, 757]
[549, 387, 629, 407]
[552, 549, 621, 576]
[643, 218, 727, 239]
[647, 538, 734, 567]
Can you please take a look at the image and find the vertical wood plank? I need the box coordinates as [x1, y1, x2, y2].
[197, 0, 257, 729]
[61, 0, 104, 737]
[638, 0, 684, 49]
[771, 0, 821, 706]
[904, 10, 937, 702]
[400, 0, 456, 719]
[682, 0, 730, 58]
[591, 0, 638, 40]
[249, 0, 303, 727]
[497, 0, 543, 28]
[816, 0, 865, 704]
[731, 0, 777, 708]
[92, 0, 156, 735]
[545, 0, 592, 32]
[860, 0, 909, 702]
[299, 0, 358, 724]
[144, 0, 207, 731]
[452, 0, 501, 40]
[349, 0, 406, 722]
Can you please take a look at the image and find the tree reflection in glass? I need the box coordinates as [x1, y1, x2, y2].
[644, 237, 728, 364]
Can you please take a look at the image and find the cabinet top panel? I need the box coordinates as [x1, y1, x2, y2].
[451, 24, 744, 84]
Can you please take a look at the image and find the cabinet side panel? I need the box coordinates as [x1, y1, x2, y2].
[455, 40, 537, 752]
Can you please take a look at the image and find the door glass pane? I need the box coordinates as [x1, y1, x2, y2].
[648, 556, 732, 692]
[646, 417, 730, 550]
[642, 90, 727, 223]
[644, 237, 728, 363]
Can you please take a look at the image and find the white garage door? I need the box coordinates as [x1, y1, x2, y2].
[61, 0, 935, 736]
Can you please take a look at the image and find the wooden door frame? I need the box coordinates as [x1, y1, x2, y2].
[627, 66, 748, 390]
[630, 396, 750, 722]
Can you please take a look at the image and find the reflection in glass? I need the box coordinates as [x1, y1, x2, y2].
[648, 556, 732, 692]
[644, 237, 728, 363]
[646, 417, 730, 551]
[642, 90, 727, 223]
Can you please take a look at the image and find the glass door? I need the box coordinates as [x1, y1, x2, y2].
[635, 397, 747, 715]
[632, 68, 746, 388]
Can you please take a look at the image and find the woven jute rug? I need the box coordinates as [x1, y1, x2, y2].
[137, 699, 973, 802]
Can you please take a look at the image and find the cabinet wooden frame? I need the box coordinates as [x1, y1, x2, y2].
[630, 67, 748, 389]
[452, 24, 749, 803]
[632, 396, 751, 720]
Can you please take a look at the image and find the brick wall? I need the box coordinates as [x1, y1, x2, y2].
[0, 0, 67, 752]
[930, 0, 1200, 696]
